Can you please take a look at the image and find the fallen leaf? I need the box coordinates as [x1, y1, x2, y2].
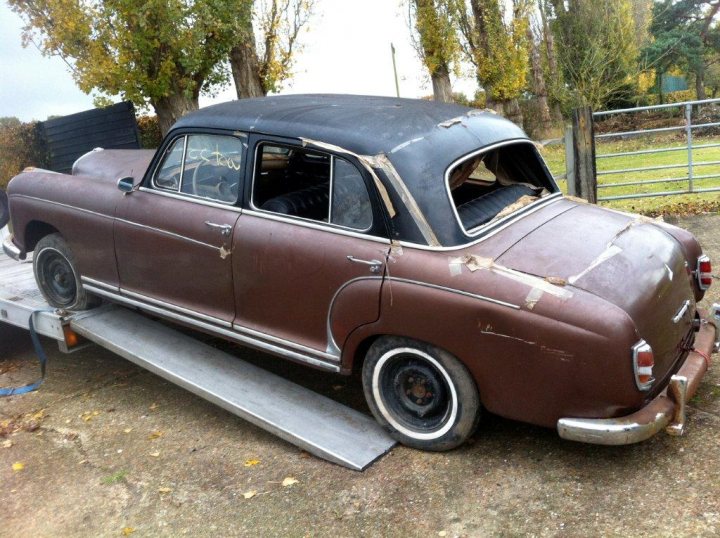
[121, 527, 135, 536]
[81, 411, 100, 422]
[149, 403, 159, 410]
[2, 440, 13, 448]
[244, 459, 260, 467]
[158, 487, 172, 494]
[123, 428, 133, 434]
[282, 477, 299, 487]
[148, 431, 164, 440]
[149, 451, 160, 458]
[438, 532, 447, 537]
[12, 462, 24, 472]
[242, 490, 257, 499]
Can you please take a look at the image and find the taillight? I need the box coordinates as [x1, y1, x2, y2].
[697, 255, 712, 290]
[632, 340, 655, 391]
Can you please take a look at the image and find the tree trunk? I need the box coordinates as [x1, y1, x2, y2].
[230, 39, 266, 99]
[526, 25, 552, 136]
[696, 70, 706, 100]
[539, 0, 563, 122]
[431, 63, 454, 103]
[153, 94, 199, 137]
[503, 98, 524, 127]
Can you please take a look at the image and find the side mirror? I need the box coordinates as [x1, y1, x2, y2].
[117, 176, 135, 193]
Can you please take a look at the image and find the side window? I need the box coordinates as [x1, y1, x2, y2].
[180, 134, 243, 203]
[331, 158, 372, 230]
[154, 137, 185, 191]
[253, 143, 373, 231]
[153, 134, 243, 204]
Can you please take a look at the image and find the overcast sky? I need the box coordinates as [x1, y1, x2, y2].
[0, 1, 476, 122]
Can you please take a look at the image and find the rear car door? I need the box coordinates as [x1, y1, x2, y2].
[232, 137, 390, 364]
[114, 131, 245, 324]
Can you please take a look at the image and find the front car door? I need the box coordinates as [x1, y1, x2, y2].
[232, 137, 390, 367]
[114, 131, 246, 324]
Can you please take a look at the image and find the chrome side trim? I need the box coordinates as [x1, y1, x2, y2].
[83, 285, 341, 371]
[11, 195, 112, 221]
[231, 322, 339, 361]
[121, 288, 233, 328]
[444, 139, 562, 238]
[387, 277, 521, 310]
[114, 217, 220, 251]
[672, 300, 691, 324]
[81, 276, 118, 292]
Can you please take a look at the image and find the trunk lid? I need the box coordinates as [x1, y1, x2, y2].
[496, 203, 695, 385]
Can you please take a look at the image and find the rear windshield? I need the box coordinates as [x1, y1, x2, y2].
[447, 142, 557, 234]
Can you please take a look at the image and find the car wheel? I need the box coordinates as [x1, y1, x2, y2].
[362, 336, 481, 451]
[33, 233, 98, 310]
[0, 189, 8, 229]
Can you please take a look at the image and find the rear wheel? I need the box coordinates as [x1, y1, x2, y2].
[33, 233, 98, 310]
[362, 336, 481, 451]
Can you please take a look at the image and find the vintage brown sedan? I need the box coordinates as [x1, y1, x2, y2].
[3, 95, 719, 450]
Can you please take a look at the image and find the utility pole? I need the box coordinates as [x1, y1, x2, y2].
[390, 43, 400, 97]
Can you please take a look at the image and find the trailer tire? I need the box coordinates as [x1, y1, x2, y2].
[33, 233, 98, 311]
[362, 336, 481, 451]
[0, 189, 8, 229]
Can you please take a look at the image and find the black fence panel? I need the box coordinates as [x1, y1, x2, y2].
[40, 102, 141, 173]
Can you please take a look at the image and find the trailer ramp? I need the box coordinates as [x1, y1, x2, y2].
[71, 307, 395, 470]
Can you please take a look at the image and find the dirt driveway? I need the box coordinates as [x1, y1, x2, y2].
[2, 214, 720, 537]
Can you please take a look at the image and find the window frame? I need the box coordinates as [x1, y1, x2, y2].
[249, 140, 374, 233]
[147, 130, 246, 207]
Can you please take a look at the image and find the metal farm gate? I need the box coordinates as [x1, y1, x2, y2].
[566, 99, 720, 202]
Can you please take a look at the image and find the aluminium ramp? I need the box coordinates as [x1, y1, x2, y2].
[71, 307, 396, 470]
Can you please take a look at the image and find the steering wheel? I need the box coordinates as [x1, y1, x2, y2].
[191, 160, 211, 196]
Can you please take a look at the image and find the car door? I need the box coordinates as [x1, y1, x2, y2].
[232, 137, 390, 362]
[114, 132, 245, 324]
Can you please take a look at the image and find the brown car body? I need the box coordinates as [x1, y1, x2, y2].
[4, 95, 718, 448]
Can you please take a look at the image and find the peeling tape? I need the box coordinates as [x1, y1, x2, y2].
[525, 287, 543, 310]
[568, 244, 622, 285]
[438, 117, 464, 128]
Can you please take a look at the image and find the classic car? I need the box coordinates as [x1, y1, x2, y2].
[3, 95, 719, 451]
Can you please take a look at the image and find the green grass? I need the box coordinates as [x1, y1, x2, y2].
[540, 133, 720, 215]
[101, 470, 128, 485]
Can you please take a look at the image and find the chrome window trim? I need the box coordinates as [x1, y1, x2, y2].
[250, 142, 374, 234]
[242, 208, 389, 244]
[138, 186, 244, 213]
[82, 284, 342, 372]
[444, 139, 561, 238]
[395, 193, 565, 252]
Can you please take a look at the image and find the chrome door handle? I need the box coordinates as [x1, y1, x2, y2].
[347, 255, 383, 274]
[205, 221, 232, 237]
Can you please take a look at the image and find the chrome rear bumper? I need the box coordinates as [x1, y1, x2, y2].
[557, 310, 718, 445]
[2, 234, 24, 261]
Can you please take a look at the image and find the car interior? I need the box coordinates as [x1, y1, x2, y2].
[448, 142, 555, 232]
[253, 144, 372, 230]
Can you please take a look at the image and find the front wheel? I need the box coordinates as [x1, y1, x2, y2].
[362, 336, 481, 451]
[33, 233, 98, 310]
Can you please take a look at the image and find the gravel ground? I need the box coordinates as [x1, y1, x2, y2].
[1, 213, 719, 537]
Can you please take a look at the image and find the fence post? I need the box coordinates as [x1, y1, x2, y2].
[564, 125, 576, 195]
[571, 106, 597, 203]
[685, 103, 694, 193]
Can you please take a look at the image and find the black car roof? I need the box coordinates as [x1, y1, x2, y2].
[173, 94, 524, 156]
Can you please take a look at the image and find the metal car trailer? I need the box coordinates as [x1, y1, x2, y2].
[0, 226, 395, 470]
